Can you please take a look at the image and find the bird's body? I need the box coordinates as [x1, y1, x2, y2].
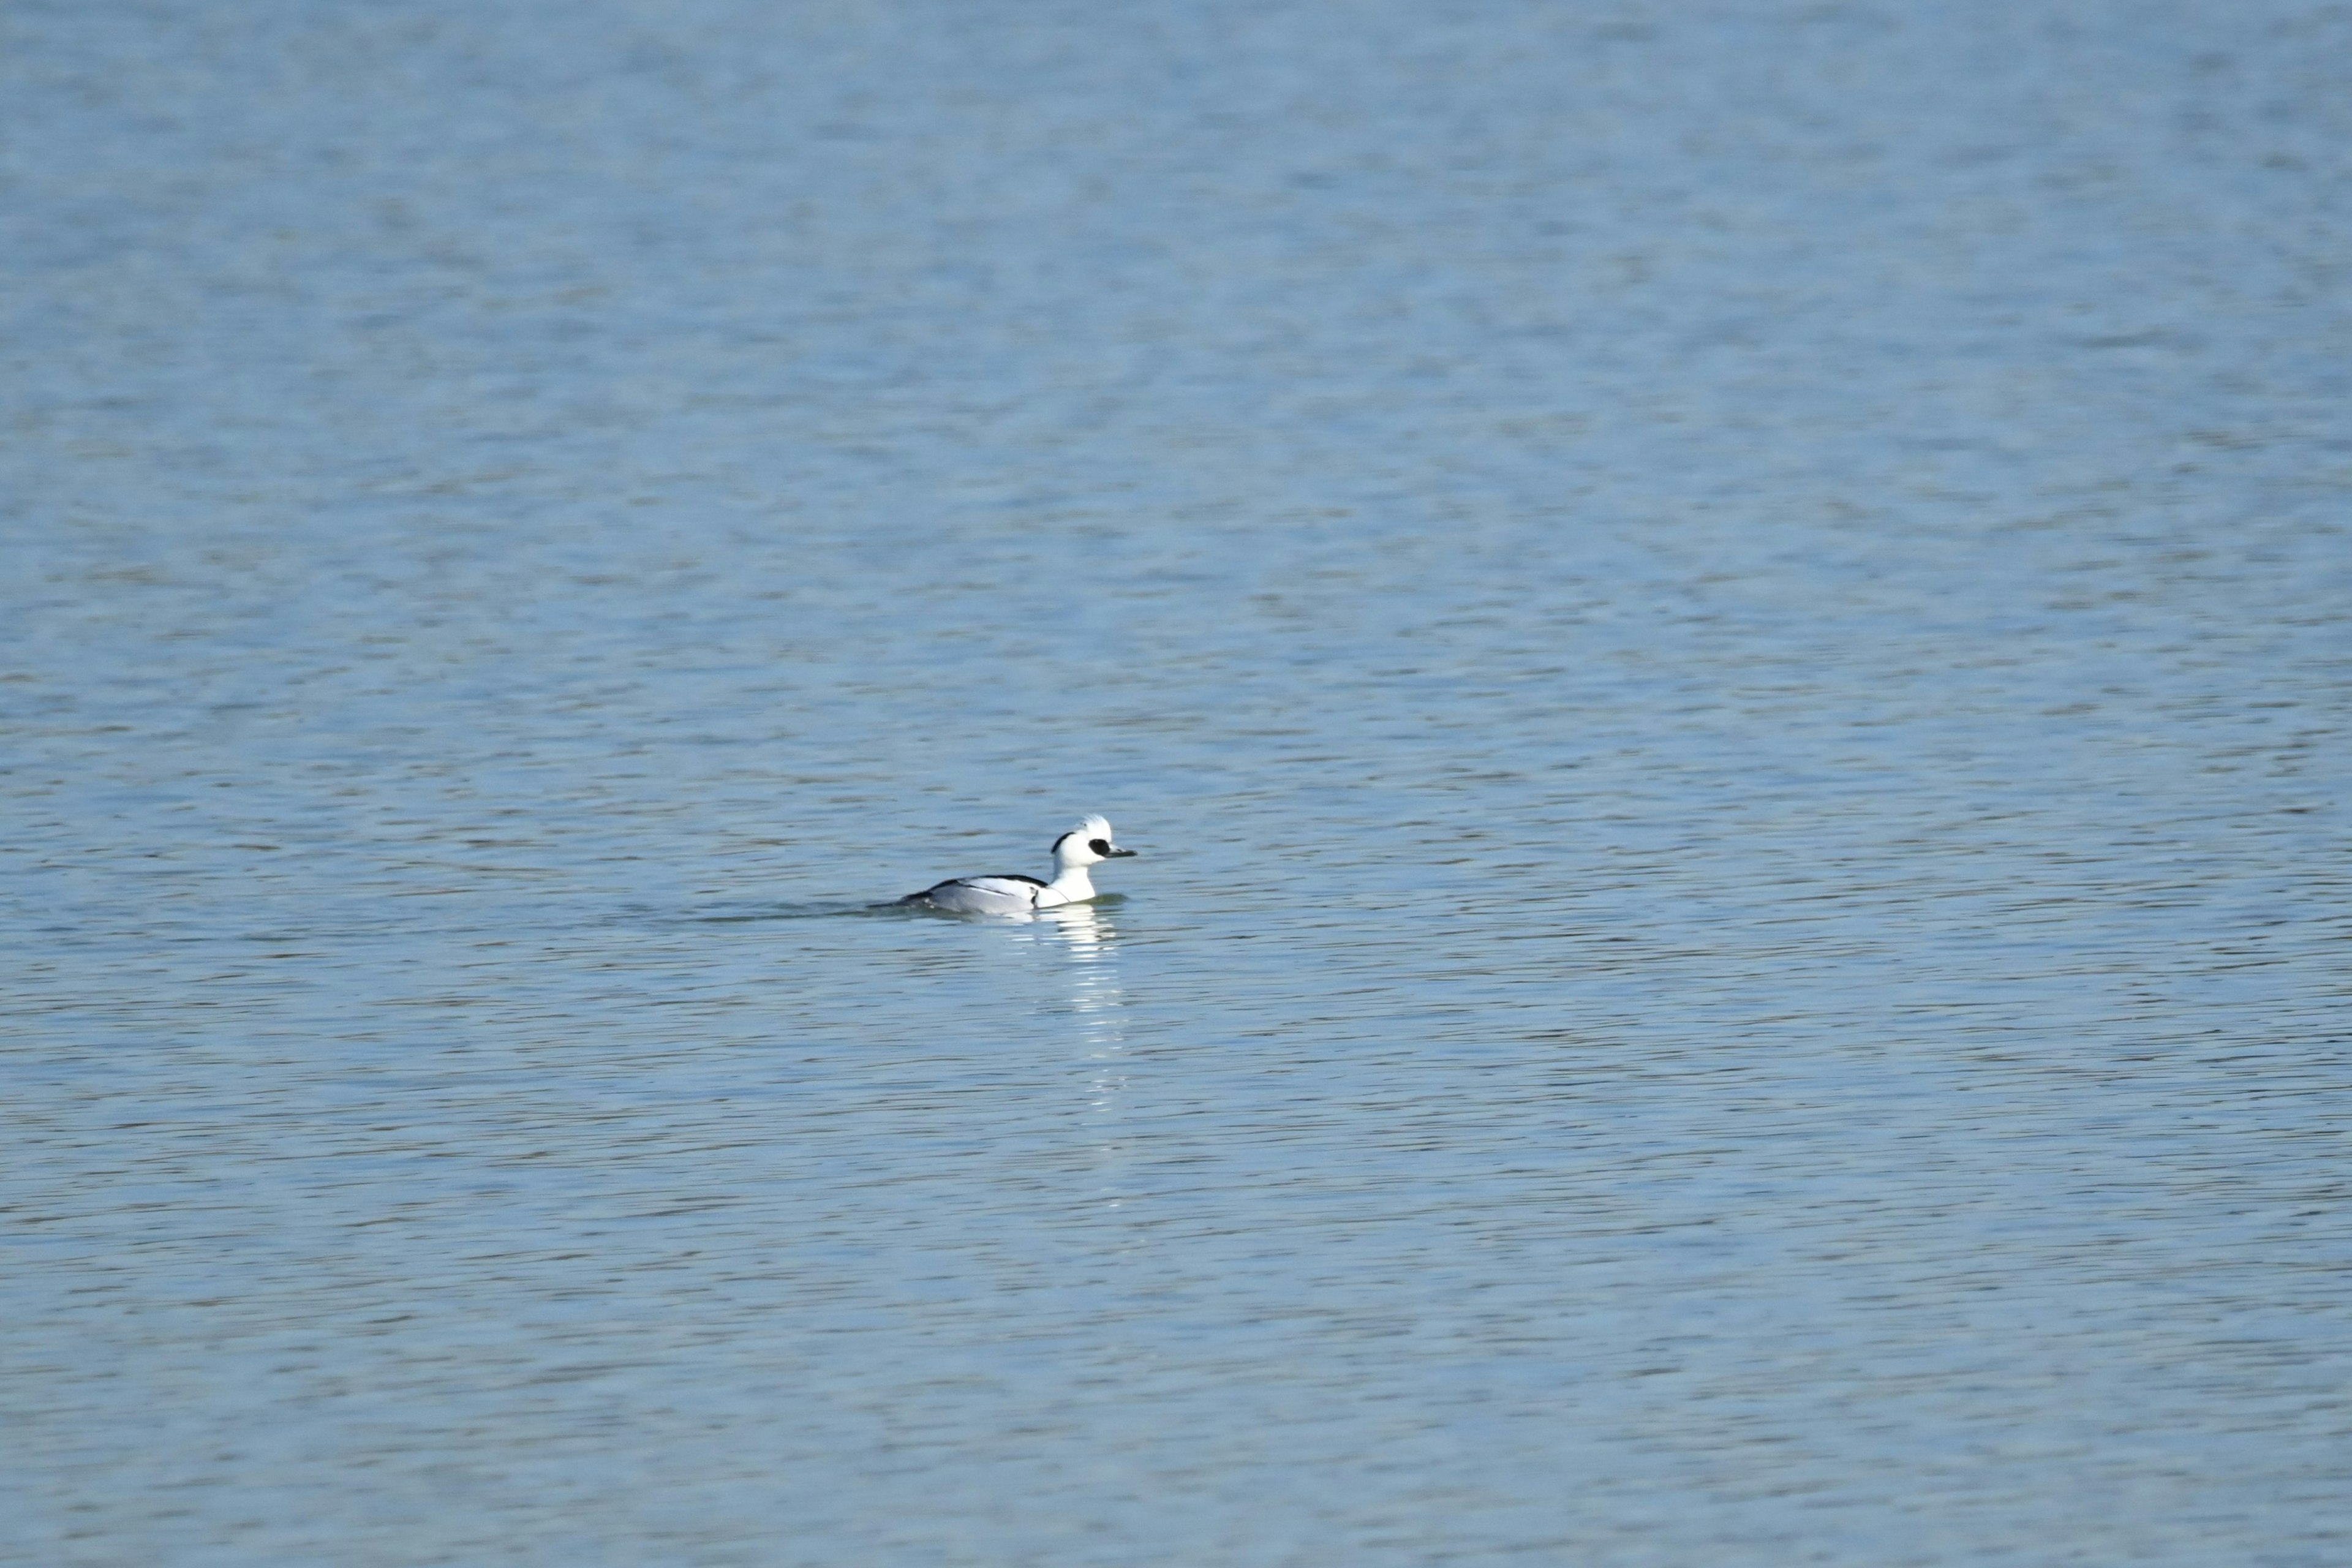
[904, 816, 1136, 914]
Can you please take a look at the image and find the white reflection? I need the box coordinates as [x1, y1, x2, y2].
[1034, 900, 1112, 954]
[1030, 903, 1129, 1204]
[1034, 904, 1125, 1050]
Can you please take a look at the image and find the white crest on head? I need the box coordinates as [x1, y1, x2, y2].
[1051, 814, 1121, 868]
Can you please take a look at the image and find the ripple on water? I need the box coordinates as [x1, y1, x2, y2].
[6, 0, 2352, 1562]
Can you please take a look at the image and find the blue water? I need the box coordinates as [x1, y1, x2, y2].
[6, 1, 2350, 1562]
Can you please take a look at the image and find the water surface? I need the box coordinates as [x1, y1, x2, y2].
[5, 1, 2350, 1563]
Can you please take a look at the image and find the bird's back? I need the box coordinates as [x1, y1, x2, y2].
[905, 875, 1044, 913]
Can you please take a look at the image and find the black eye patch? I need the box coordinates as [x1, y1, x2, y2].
[1088, 839, 1110, 856]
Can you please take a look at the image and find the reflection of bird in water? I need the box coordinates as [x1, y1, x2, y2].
[900, 815, 1138, 915]
[1040, 904, 1130, 1190]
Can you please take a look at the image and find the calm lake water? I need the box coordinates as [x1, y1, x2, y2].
[6, 1, 2350, 1562]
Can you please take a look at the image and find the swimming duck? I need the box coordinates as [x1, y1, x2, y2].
[903, 815, 1137, 914]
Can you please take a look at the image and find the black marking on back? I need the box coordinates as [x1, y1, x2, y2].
[908, 874, 1046, 902]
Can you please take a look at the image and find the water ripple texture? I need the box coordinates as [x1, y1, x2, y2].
[4, 1, 2349, 1564]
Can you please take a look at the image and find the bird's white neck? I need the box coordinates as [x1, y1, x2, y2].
[1036, 865, 1096, 907]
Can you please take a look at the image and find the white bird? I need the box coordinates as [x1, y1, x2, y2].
[903, 815, 1137, 914]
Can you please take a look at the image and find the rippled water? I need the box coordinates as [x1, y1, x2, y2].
[7, 1, 2350, 1562]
